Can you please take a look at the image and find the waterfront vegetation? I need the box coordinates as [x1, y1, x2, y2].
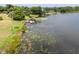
[0, 4, 79, 53]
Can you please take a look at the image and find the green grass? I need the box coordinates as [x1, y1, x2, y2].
[30, 14, 39, 18]
[25, 14, 38, 20]
[0, 13, 24, 53]
[1, 21, 24, 53]
[25, 14, 47, 22]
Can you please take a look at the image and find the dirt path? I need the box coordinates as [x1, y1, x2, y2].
[0, 14, 12, 41]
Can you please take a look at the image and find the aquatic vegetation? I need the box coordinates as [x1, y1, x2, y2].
[30, 32, 56, 53]
[14, 31, 57, 54]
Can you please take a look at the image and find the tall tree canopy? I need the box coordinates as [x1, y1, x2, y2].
[31, 6, 43, 16]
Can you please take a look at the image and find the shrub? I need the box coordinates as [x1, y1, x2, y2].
[13, 14, 25, 21]
[13, 11, 25, 21]
[0, 17, 3, 21]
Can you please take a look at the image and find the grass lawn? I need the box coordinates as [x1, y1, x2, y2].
[25, 14, 47, 22]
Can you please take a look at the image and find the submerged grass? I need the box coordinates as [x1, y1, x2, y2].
[14, 31, 57, 54]
[30, 32, 56, 54]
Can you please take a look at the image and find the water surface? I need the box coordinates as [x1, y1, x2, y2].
[30, 13, 79, 53]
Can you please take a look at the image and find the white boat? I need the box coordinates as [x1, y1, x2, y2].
[25, 20, 35, 24]
[29, 20, 35, 24]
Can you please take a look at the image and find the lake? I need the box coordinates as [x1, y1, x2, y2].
[27, 13, 79, 53]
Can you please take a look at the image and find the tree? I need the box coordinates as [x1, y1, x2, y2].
[0, 6, 5, 13]
[12, 11, 25, 21]
[21, 6, 31, 16]
[31, 6, 42, 16]
[5, 4, 14, 13]
[75, 6, 79, 11]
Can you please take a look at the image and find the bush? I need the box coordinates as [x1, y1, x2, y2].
[13, 11, 25, 21]
[0, 17, 3, 21]
[13, 14, 25, 21]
